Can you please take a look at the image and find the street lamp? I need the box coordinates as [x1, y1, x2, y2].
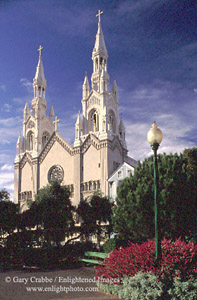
[147, 122, 163, 263]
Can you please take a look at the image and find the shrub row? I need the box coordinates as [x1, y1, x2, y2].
[96, 238, 197, 282]
[97, 272, 197, 300]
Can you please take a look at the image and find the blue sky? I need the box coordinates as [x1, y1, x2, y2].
[0, 0, 196, 200]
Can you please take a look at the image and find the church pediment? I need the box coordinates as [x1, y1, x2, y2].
[81, 133, 100, 153]
[20, 152, 33, 168]
[39, 131, 74, 164]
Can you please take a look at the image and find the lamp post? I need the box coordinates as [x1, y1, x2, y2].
[147, 122, 163, 263]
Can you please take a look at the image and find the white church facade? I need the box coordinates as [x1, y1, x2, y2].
[14, 12, 137, 212]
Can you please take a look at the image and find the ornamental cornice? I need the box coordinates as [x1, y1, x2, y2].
[39, 132, 74, 164]
[20, 152, 33, 169]
[81, 133, 100, 153]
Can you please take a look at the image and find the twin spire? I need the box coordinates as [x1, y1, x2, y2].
[33, 45, 47, 98]
[93, 10, 108, 57]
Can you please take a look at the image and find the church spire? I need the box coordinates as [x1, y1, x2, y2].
[91, 10, 109, 92]
[33, 45, 47, 98]
[16, 132, 23, 154]
[24, 101, 29, 121]
[119, 114, 126, 141]
[82, 72, 90, 99]
[93, 10, 108, 58]
[112, 79, 118, 99]
[49, 104, 55, 121]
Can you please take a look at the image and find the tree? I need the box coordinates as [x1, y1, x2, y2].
[112, 149, 197, 242]
[76, 199, 96, 241]
[0, 189, 18, 237]
[32, 181, 75, 247]
[77, 193, 113, 249]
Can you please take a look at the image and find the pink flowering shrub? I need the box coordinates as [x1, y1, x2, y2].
[96, 238, 196, 282]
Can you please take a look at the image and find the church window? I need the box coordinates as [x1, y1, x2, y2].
[38, 86, 41, 91]
[93, 181, 97, 190]
[97, 180, 101, 189]
[42, 131, 50, 148]
[89, 109, 99, 132]
[27, 131, 34, 151]
[89, 181, 92, 190]
[48, 165, 64, 183]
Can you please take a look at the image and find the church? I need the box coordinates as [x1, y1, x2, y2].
[14, 11, 137, 212]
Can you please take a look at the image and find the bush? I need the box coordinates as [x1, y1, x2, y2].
[102, 237, 131, 253]
[96, 238, 197, 282]
[103, 238, 116, 253]
[97, 281, 121, 297]
[97, 272, 163, 300]
[120, 272, 163, 300]
[168, 278, 197, 300]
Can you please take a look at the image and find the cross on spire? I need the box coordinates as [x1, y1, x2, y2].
[53, 116, 60, 132]
[38, 45, 43, 56]
[96, 9, 103, 23]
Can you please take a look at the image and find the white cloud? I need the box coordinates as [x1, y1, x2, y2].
[2, 103, 12, 112]
[0, 171, 14, 189]
[20, 78, 32, 86]
[20, 78, 33, 93]
[117, 0, 166, 17]
[32, 5, 95, 37]
[0, 117, 22, 146]
[0, 154, 12, 164]
[125, 112, 196, 161]
[13, 97, 27, 104]
[0, 116, 22, 127]
[0, 85, 6, 92]
[1, 164, 14, 171]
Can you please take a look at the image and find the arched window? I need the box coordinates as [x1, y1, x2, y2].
[27, 131, 34, 151]
[88, 109, 99, 132]
[42, 131, 50, 148]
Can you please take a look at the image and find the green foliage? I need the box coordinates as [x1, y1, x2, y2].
[98, 274, 197, 300]
[103, 238, 116, 253]
[77, 193, 113, 248]
[97, 272, 163, 300]
[0, 189, 10, 201]
[119, 272, 163, 300]
[32, 181, 75, 246]
[97, 281, 121, 297]
[113, 149, 197, 242]
[0, 189, 18, 236]
[168, 278, 197, 300]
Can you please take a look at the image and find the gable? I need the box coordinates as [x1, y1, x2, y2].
[81, 133, 100, 154]
[39, 132, 73, 164]
[39, 138, 74, 188]
[108, 162, 135, 182]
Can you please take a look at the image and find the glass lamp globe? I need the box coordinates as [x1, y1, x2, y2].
[147, 122, 163, 145]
